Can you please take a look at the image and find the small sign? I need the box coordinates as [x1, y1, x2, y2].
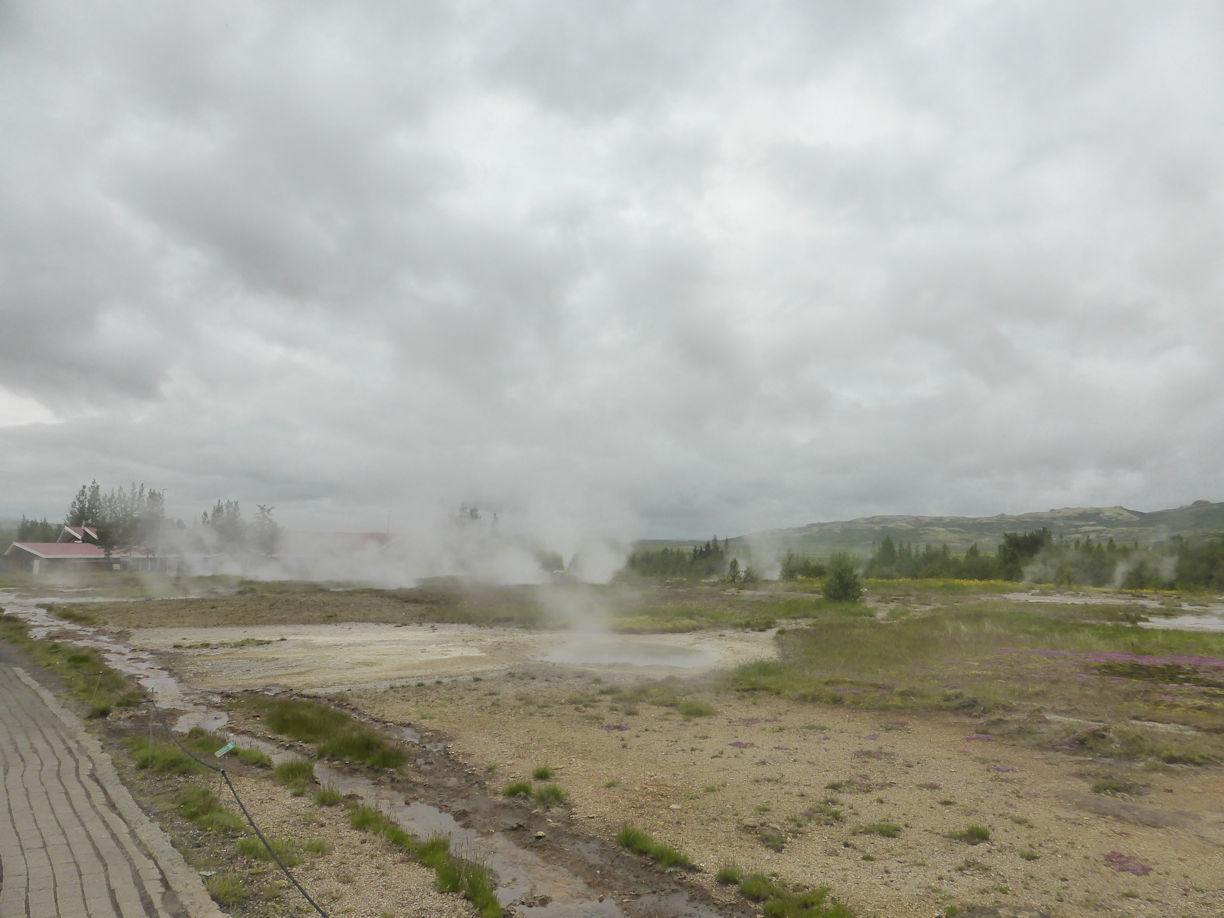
[214, 742, 235, 758]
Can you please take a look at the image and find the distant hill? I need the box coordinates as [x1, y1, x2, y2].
[730, 500, 1224, 559]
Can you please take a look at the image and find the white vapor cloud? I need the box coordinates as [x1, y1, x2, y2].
[2, 0, 1222, 559]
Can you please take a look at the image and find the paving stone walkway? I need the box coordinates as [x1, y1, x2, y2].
[0, 663, 223, 918]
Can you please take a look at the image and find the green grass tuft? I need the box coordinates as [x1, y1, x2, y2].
[237, 747, 272, 767]
[343, 806, 498, 917]
[126, 738, 207, 775]
[616, 825, 694, 869]
[236, 835, 302, 867]
[174, 786, 245, 834]
[272, 759, 315, 789]
[313, 787, 344, 807]
[947, 824, 990, 845]
[242, 696, 407, 769]
[204, 873, 248, 906]
[856, 821, 901, 838]
[532, 783, 568, 807]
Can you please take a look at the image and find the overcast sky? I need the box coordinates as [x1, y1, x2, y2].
[2, 0, 1222, 544]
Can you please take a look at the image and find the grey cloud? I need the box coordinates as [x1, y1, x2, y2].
[2, 0, 1222, 552]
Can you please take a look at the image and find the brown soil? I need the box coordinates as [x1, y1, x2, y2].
[123, 622, 1224, 917]
[355, 668, 1224, 918]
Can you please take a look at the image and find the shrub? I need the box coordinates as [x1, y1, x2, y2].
[823, 554, 864, 602]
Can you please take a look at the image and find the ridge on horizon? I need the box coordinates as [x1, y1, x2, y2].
[682, 498, 1224, 558]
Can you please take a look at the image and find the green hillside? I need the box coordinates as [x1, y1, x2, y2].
[732, 499, 1224, 559]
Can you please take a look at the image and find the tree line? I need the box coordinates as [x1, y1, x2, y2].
[54, 479, 282, 562]
[622, 527, 1224, 593]
[624, 537, 736, 580]
[858, 529, 1224, 591]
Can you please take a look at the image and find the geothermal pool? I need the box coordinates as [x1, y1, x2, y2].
[122, 622, 778, 692]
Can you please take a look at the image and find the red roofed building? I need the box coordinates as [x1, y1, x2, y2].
[4, 541, 115, 574]
[59, 525, 99, 543]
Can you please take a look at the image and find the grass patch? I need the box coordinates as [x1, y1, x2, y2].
[532, 783, 568, 807]
[180, 727, 236, 758]
[174, 786, 245, 834]
[795, 799, 844, 825]
[615, 825, 694, 869]
[272, 759, 315, 791]
[0, 617, 143, 715]
[313, 787, 344, 807]
[677, 699, 716, 718]
[739, 872, 782, 902]
[241, 696, 406, 769]
[531, 765, 554, 780]
[501, 780, 532, 798]
[126, 737, 208, 775]
[855, 821, 901, 838]
[729, 592, 1224, 764]
[235, 835, 304, 867]
[204, 872, 248, 907]
[1089, 773, 1146, 797]
[947, 824, 991, 845]
[48, 606, 98, 625]
[344, 806, 499, 918]
[237, 747, 272, 767]
[734, 872, 857, 917]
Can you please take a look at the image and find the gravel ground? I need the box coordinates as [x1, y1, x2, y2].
[219, 775, 474, 918]
[356, 667, 1224, 918]
[42, 598, 1224, 918]
[107, 746, 478, 918]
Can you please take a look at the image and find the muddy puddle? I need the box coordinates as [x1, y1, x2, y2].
[1004, 590, 1224, 630]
